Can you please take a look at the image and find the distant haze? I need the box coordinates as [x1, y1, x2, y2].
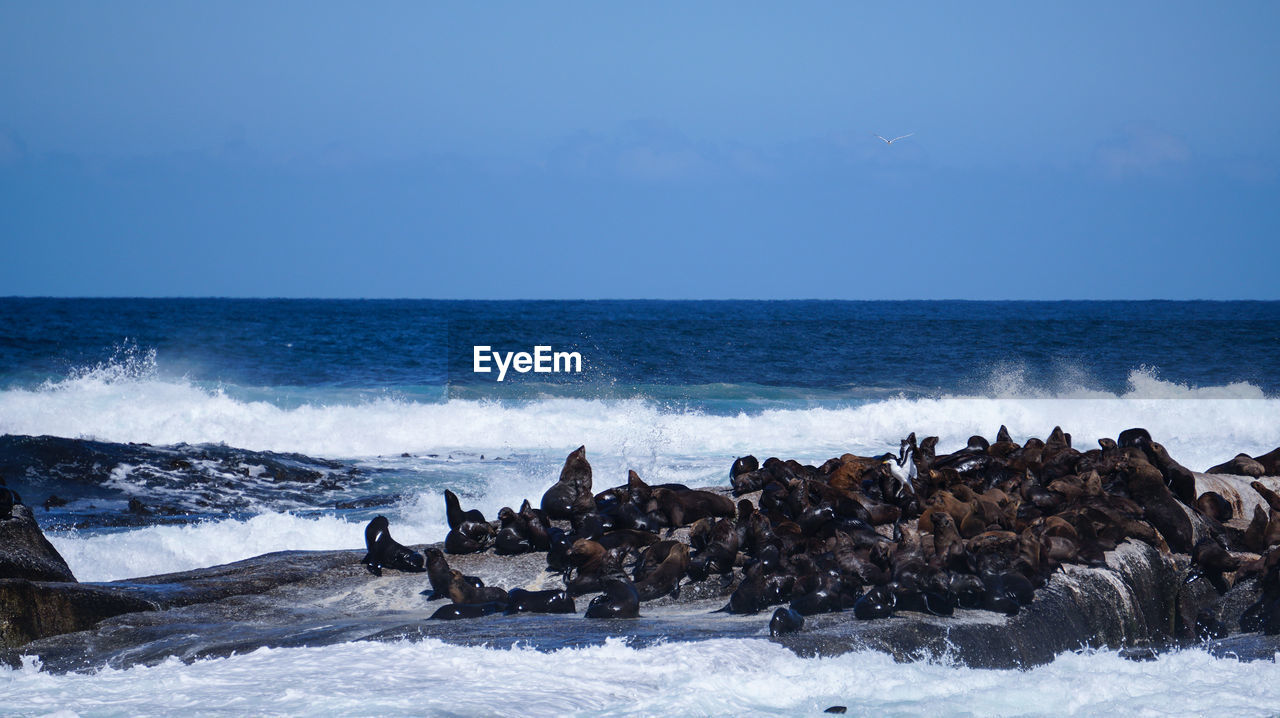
[1, 2, 1277, 298]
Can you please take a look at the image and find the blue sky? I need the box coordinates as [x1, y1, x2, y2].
[1, 2, 1277, 298]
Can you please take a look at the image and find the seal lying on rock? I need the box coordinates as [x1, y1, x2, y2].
[362, 516, 425, 576]
[419, 547, 483, 601]
[505, 588, 575, 614]
[769, 606, 804, 636]
[445, 569, 509, 606]
[584, 574, 640, 619]
[1208, 454, 1267, 477]
[430, 602, 504, 620]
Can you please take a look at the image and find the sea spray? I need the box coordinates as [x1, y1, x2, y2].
[2, 363, 1277, 469]
[3, 639, 1280, 717]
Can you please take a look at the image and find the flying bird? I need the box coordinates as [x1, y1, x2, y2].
[874, 133, 914, 145]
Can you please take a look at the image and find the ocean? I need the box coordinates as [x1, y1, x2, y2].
[2, 298, 1280, 716]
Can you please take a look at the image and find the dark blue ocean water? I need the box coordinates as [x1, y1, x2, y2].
[2, 298, 1278, 400]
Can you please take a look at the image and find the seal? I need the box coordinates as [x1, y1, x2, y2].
[1255, 446, 1280, 476]
[982, 572, 1034, 615]
[1191, 537, 1240, 593]
[443, 488, 495, 555]
[852, 585, 896, 620]
[1252, 481, 1280, 512]
[632, 540, 681, 582]
[725, 559, 795, 614]
[596, 528, 662, 553]
[789, 570, 850, 616]
[505, 588, 576, 614]
[566, 539, 629, 596]
[419, 547, 484, 601]
[686, 516, 740, 581]
[1195, 491, 1234, 523]
[1120, 447, 1192, 553]
[1207, 453, 1266, 477]
[430, 602, 504, 620]
[584, 574, 640, 619]
[516, 499, 551, 550]
[1241, 551, 1280, 634]
[445, 519, 494, 555]
[730, 455, 759, 480]
[769, 606, 804, 636]
[1244, 505, 1271, 553]
[445, 489, 486, 528]
[540, 446, 596, 520]
[446, 569, 509, 606]
[650, 487, 736, 528]
[495, 506, 534, 555]
[633, 541, 689, 601]
[361, 515, 425, 576]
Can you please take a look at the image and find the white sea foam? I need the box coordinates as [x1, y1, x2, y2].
[2, 638, 1279, 717]
[12, 355, 1280, 581]
[45, 513, 369, 582]
[1, 356, 1276, 471]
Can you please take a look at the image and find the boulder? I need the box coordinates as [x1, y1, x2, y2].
[0, 580, 156, 662]
[0, 505, 76, 583]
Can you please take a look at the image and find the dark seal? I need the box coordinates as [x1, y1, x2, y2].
[769, 606, 805, 636]
[362, 515, 425, 576]
[505, 588, 576, 614]
[585, 575, 640, 619]
[430, 602, 504, 621]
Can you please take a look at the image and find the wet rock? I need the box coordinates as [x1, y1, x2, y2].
[0, 505, 76, 583]
[0, 579, 155, 658]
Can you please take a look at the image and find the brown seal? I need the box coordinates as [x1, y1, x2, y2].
[633, 542, 690, 600]
[540, 446, 596, 520]
[1207, 454, 1266, 477]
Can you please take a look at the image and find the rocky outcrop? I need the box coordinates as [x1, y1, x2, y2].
[0, 505, 75, 583]
[776, 541, 1181, 667]
[0, 502, 146, 665]
[9, 535, 1193, 672]
[0, 580, 155, 665]
[6, 444, 1280, 672]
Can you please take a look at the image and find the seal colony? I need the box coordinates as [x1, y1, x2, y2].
[8, 427, 1280, 671]
[362, 427, 1280, 640]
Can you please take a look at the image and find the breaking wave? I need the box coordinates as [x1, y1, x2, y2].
[3, 638, 1280, 717]
[0, 352, 1275, 471]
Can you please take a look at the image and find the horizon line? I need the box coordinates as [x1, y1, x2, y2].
[2, 296, 1278, 303]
